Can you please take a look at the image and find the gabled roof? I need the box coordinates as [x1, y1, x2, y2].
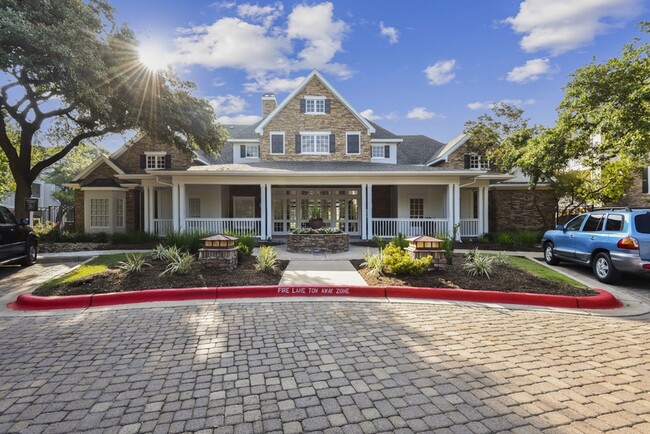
[109, 132, 145, 160]
[367, 120, 401, 141]
[426, 133, 470, 166]
[72, 155, 125, 182]
[224, 121, 262, 141]
[398, 135, 445, 165]
[254, 70, 375, 135]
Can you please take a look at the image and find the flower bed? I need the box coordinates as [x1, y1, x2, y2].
[287, 232, 349, 253]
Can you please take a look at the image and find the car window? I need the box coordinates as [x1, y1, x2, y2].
[581, 213, 604, 232]
[566, 215, 587, 231]
[635, 213, 650, 234]
[605, 214, 624, 232]
[0, 207, 16, 225]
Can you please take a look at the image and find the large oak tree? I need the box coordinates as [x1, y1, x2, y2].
[0, 0, 227, 218]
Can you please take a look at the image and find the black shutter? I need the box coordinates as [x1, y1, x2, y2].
[329, 134, 336, 153]
[464, 154, 471, 169]
[384, 145, 390, 158]
[240, 145, 246, 158]
[140, 154, 146, 169]
[165, 154, 171, 169]
[325, 99, 331, 113]
[643, 166, 649, 194]
[295, 135, 301, 154]
[300, 99, 306, 113]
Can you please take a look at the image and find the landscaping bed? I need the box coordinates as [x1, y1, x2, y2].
[351, 254, 596, 297]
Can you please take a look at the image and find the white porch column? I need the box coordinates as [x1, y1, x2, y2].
[179, 183, 186, 231]
[453, 183, 461, 240]
[260, 184, 267, 240]
[266, 184, 272, 240]
[143, 186, 150, 233]
[367, 184, 373, 239]
[148, 187, 155, 233]
[361, 183, 368, 239]
[172, 183, 179, 231]
[483, 186, 490, 234]
[477, 186, 485, 235]
[446, 184, 454, 238]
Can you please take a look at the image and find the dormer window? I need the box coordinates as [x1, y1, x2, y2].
[464, 153, 489, 170]
[301, 96, 330, 115]
[143, 152, 169, 170]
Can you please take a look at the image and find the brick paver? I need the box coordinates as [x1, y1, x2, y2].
[0, 302, 649, 433]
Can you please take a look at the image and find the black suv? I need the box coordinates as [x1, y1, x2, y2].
[0, 206, 38, 266]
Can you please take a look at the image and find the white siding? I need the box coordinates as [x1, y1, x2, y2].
[396, 185, 446, 218]
[185, 185, 223, 218]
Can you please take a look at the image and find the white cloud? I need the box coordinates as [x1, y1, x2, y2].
[379, 22, 399, 44]
[217, 114, 262, 125]
[208, 95, 247, 115]
[467, 98, 536, 110]
[406, 107, 438, 120]
[360, 109, 398, 122]
[244, 75, 305, 93]
[236, 2, 283, 28]
[424, 59, 456, 85]
[505, 0, 643, 55]
[506, 58, 554, 83]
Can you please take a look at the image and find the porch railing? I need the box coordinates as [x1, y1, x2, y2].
[459, 219, 479, 237]
[184, 218, 262, 237]
[372, 218, 448, 238]
[153, 219, 173, 235]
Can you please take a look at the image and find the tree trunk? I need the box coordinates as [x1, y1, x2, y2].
[13, 178, 32, 221]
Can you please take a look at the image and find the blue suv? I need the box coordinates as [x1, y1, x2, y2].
[542, 208, 650, 283]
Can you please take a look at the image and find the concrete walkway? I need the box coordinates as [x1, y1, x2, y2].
[279, 260, 368, 286]
[255, 244, 377, 261]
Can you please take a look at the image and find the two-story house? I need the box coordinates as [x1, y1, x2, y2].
[68, 70, 557, 239]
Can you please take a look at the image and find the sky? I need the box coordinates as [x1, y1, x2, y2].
[103, 0, 647, 151]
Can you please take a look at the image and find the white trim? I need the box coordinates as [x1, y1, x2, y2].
[371, 145, 388, 159]
[426, 133, 470, 166]
[144, 151, 167, 156]
[254, 70, 375, 135]
[304, 95, 326, 100]
[226, 139, 260, 143]
[72, 155, 124, 181]
[370, 139, 403, 143]
[300, 133, 331, 155]
[299, 130, 331, 135]
[270, 131, 285, 155]
[346, 132, 361, 155]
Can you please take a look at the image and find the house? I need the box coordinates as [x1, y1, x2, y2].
[68, 70, 557, 239]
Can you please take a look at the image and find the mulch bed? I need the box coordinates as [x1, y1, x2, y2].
[39, 242, 159, 253]
[351, 255, 597, 297]
[34, 256, 288, 297]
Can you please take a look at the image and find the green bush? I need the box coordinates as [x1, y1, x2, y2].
[372, 236, 388, 250]
[255, 246, 279, 273]
[382, 244, 431, 275]
[225, 230, 257, 259]
[478, 233, 490, 243]
[117, 253, 151, 274]
[390, 233, 409, 250]
[162, 230, 210, 255]
[109, 231, 159, 245]
[511, 230, 542, 247]
[493, 232, 514, 245]
[361, 249, 385, 277]
[435, 223, 459, 265]
[150, 244, 181, 261]
[32, 221, 60, 242]
[160, 250, 195, 276]
[463, 249, 494, 278]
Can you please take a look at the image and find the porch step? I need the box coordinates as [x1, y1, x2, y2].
[279, 261, 368, 286]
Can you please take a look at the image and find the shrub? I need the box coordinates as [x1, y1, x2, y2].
[436, 223, 459, 265]
[109, 231, 159, 245]
[32, 221, 60, 242]
[225, 230, 257, 259]
[117, 253, 151, 274]
[491, 251, 510, 266]
[382, 244, 431, 275]
[160, 250, 195, 276]
[390, 233, 409, 250]
[361, 249, 384, 277]
[150, 244, 181, 261]
[478, 233, 490, 243]
[255, 246, 279, 273]
[372, 236, 388, 250]
[162, 230, 210, 255]
[511, 230, 542, 247]
[463, 249, 494, 278]
[493, 232, 514, 245]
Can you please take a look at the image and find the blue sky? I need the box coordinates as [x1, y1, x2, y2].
[104, 0, 647, 151]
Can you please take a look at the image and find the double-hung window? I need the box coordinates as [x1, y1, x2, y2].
[466, 153, 490, 170]
[305, 97, 326, 114]
[270, 132, 285, 154]
[409, 198, 424, 219]
[245, 144, 259, 158]
[145, 152, 166, 169]
[90, 198, 110, 228]
[346, 133, 360, 155]
[301, 134, 330, 154]
[372, 145, 389, 159]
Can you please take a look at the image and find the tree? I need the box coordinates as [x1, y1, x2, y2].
[0, 0, 227, 219]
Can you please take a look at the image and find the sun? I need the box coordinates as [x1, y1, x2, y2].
[138, 43, 169, 72]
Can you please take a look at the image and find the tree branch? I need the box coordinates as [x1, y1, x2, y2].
[0, 117, 19, 165]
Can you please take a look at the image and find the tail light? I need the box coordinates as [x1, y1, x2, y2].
[617, 236, 639, 250]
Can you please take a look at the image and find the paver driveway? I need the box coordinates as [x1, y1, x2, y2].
[0, 302, 649, 433]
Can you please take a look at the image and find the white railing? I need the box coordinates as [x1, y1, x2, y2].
[184, 218, 262, 237]
[153, 219, 173, 235]
[372, 218, 449, 238]
[459, 219, 479, 237]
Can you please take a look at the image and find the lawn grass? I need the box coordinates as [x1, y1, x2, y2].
[36, 254, 127, 291]
[502, 255, 586, 288]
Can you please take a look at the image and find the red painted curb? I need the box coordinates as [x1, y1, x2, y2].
[91, 287, 217, 307]
[8, 286, 621, 311]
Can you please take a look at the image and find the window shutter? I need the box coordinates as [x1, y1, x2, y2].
[464, 154, 471, 169]
[240, 145, 246, 158]
[300, 99, 306, 113]
[329, 134, 336, 153]
[643, 166, 649, 194]
[384, 145, 390, 158]
[140, 154, 146, 169]
[165, 154, 171, 168]
[295, 135, 301, 154]
[325, 99, 331, 113]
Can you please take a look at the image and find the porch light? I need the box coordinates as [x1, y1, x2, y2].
[201, 234, 238, 249]
[199, 234, 239, 271]
[407, 235, 442, 250]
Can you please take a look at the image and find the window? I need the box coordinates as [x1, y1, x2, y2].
[189, 198, 201, 218]
[409, 198, 424, 219]
[635, 213, 650, 234]
[346, 133, 360, 154]
[301, 134, 330, 154]
[146, 154, 166, 169]
[233, 197, 255, 218]
[305, 97, 325, 114]
[372, 145, 386, 158]
[90, 198, 109, 227]
[31, 183, 41, 198]
[270, 133, 285, 154]
[566, 215, 586, 231]
[115, 198, 124, 228]
[245, 144, 259, 158]
[605, 214, 624, 231]
[581, 213, 604, 232]
[465, 153, 489, 170]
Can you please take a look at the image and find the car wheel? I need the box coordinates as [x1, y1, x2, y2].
[592, 252, 619, 284]
[544, 243, 560, 265]
[20, 241, 37, 267]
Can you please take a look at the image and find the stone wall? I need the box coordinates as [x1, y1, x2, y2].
[260, 76, 370, 162]
[489, 189, 557, 232]
[114, 135, 195, 173]
[612, 173, 650, 208]
[287, 233, 349, 253]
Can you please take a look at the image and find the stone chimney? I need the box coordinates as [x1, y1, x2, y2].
[262, 93, 277, 118]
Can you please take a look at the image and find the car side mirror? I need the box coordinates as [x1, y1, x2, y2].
[555, 224, 565, 231]
[19, 218, 30, 225]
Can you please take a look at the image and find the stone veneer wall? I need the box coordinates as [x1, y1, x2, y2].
[114, 135, 195, 173]
[489, 189, 557, 232]
[287, 233, 349, 253]
[612, 174, 650, 208]
[260, 76, 370, 162]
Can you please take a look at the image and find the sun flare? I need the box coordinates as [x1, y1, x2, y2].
[138, 43, 169, 72]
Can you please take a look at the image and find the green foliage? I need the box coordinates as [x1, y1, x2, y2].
[488, 230, 541, 247]
[361, 249, 385, 277]
[117, 253, 151, 274]
[108, 231, 159, 245]
[162, 230, 210, 255]
[225, 230, 257, 258]
[150, 244, 180, 261]
[292, 227, 343, 234]
[463, 249, 495, 279]
[32, 221, 60, 241]
[35, 253, 126, 293]
[160, 250, 195, 276]
[478, 233, 490, 243]
[381, 244, 431, 275]
[255, 246, 279, 274]
[436, 223, 459, 265]
[373, 236, 388, 250]
[390, 233, 409, 250]
[308, 205, 322, 220]
[493, 232, 514, 245]
[490, 251, 510, 267]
